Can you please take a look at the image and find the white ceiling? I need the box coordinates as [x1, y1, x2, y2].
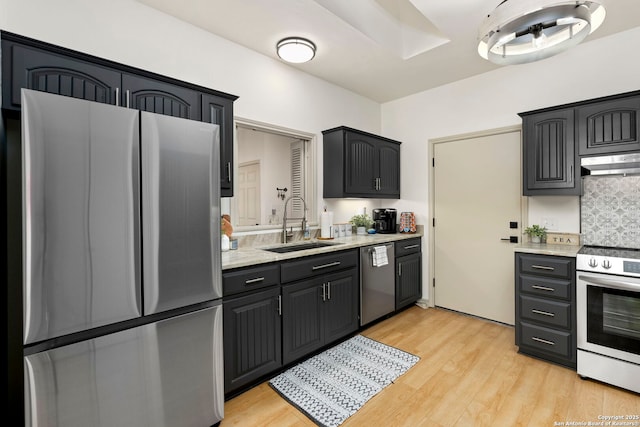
[138, 0, 640, 103]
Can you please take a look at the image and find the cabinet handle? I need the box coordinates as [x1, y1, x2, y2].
[398, 264, 402, 276]
[277, 295, 282, 316]
[226, 162, 232, 183]
[322, 283, 326, 301]
[403, 244, 419, 250]
[531, 285, 555, 292]
[312, 261, 341, 271]
[531, 336, 555, 346]
[531, 265, 555, 271]
[245, 277, 265, 285]
[115, 87, 120, 106]
[377, 177, 381, 190]
[327, 281, 331, 300]
[126, 89, 130, 108]
[531, 309, 555, 317]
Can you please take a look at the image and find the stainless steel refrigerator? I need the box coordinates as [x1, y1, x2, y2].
[21, 89, 224, 427]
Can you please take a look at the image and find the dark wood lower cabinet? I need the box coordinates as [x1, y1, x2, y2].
[223, 287, 282, 395]
[515, 252, 576, 369]
[282, 268, 359, 366]
[395, 238, 422, 310]
[396, 251, 422, 310]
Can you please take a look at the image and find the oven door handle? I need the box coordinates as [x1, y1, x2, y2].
[579, 275, 640, 292]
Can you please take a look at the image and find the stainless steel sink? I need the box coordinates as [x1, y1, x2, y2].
[262, 241, 340, 253]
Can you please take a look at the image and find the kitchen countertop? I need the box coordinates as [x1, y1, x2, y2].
[222, 232, 423, 270]
[514, 242, 581, 257]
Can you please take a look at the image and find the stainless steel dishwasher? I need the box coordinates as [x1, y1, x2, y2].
[360, 243, 395, 326]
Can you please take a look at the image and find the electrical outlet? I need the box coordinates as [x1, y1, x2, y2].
[541, 216, 557, 230]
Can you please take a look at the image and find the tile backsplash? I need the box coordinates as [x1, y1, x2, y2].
[581, 175, 640, 249]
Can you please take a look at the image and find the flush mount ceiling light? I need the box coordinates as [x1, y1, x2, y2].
[276, 37, 316, 63]
[478, 0, 606, 65]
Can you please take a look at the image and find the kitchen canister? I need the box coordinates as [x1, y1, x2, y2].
[399, 212, 416, 233]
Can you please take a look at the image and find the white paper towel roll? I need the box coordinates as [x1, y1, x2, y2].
[320, 211, 334, 238]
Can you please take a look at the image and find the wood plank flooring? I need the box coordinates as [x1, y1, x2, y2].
[220, 306, 640, 427]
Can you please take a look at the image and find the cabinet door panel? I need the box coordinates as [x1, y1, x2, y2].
[523, 109, 579, 195]
[324, 270, 359, 344]
[396, 252, 422, 310]
[345, 133, 377, 195]
[4, 42, 120, 109]
[122, 74, 201, 120]
[578, 96, 640, 155]
[378, 142, 400, 196]
[282, 279, 324, 365]
[223, 287, 281, 393]
[202, 93, 235, 197]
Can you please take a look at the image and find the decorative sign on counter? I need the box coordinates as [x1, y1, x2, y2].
[546, 232, 581, 246]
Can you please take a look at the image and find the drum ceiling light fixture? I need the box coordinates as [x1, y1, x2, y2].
[276, 37, 316, 63]
[478, 0, 606, 65]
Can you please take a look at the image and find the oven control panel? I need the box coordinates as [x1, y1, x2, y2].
[577, 255, 640, 278]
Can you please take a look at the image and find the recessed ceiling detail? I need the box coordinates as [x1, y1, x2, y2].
[136, 0, 640, 102]
[313, 0, 449, 60]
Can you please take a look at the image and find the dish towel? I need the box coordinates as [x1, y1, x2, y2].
[372, 246, 388, 267]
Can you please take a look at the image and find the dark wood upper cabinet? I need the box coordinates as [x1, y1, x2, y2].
[323, 126, 401, 199]
[121, 73, 201, 120]
[577, 95, 640, 156]
[2, 41, 121, 109]
[202, 93, 235, 197]
[1, 31, 238, 196]
[520, 109, 580, 196]
[520, 90, 640, 196]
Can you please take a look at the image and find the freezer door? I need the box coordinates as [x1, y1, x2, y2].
[24, 302, 224, 427]
[141, 112, 221, 314]
[22, 90, 142, 345]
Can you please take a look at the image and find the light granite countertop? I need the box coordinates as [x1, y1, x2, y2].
[514, 242, 581, 257]
[222, 232, 423, 270]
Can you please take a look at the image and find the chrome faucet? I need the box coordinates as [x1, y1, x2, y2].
[282, 195, 307, 244]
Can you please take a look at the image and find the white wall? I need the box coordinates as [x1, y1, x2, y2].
[0, 0, 381, 226]
[381, 27, 640, 301]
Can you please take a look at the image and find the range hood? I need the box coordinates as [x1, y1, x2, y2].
[581, 153, 640, 176]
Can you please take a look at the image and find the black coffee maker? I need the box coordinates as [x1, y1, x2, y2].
[373, 208, 397, 234]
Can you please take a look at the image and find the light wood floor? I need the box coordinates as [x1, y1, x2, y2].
[221, 306, 640, 426]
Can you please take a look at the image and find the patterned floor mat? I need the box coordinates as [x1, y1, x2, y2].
[269, 335, 419, 427]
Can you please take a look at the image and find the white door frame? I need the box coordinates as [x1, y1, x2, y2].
[427, 125, 528, 309]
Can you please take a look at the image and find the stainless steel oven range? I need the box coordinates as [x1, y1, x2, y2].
[576, 246, 640, 394]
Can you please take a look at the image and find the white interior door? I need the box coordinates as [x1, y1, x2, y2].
[433, 128, 523, 325]
[237, 161, 261, 226]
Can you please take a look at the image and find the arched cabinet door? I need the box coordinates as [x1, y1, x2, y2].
[521, 109, 580, 196]
[344, 133, 378, 195]
[121, 74, 201, 120]
[4, 41, 121, 109]
[577, 95, 640, 156]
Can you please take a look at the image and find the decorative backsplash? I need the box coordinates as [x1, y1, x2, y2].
[581, 175, 640, 249]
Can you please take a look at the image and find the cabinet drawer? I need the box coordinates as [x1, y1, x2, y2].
[519, 275, 571, 300]
[518, 254, 573, 279]
[395, 238, 421, 257]
[281, 249, 358, 284]
[520, 322, 573, 359]
[520, 295, 571, 329]
[223, 264, 280, 297]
